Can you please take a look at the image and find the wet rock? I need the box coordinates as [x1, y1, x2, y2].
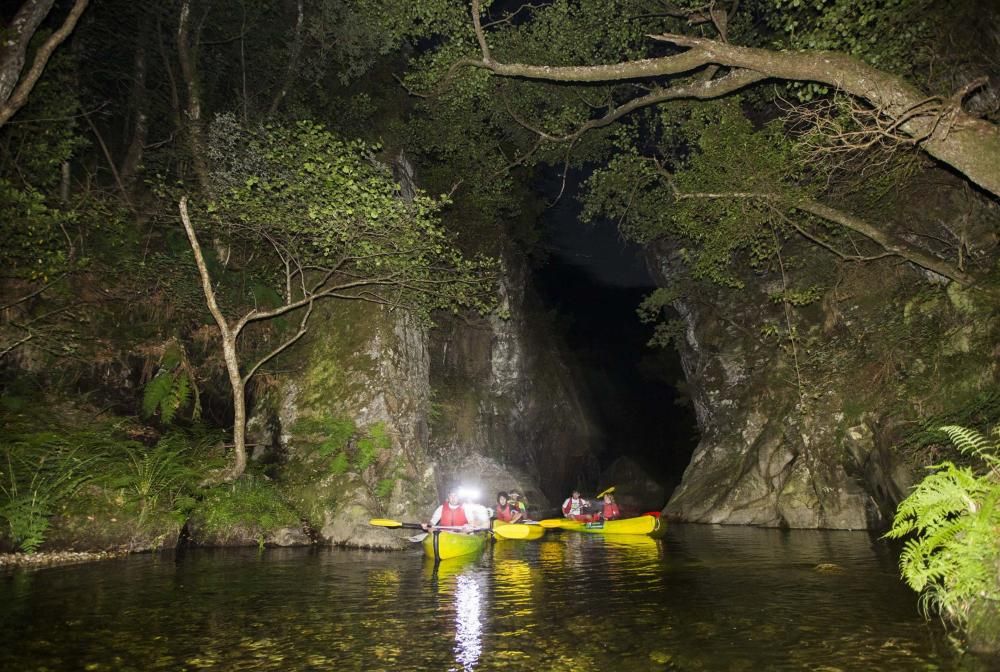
[445, 453, 550, 516]
[652, 174, 997, 531]
[266, 526, 312, 547]
[967, 599, 1000, 656]
[40, 510, 182, 554]
[428, 257, 600, 507]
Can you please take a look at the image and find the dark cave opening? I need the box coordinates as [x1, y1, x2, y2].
[528, 181, 700, 508]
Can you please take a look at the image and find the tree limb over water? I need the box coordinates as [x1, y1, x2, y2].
[464, 0, 1000, 199]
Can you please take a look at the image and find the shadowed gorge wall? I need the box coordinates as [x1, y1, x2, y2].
[655, 170, 999, 530]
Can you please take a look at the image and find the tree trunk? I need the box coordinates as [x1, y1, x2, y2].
[179, 197, 248, 481]
[0, 0, 56, 104]
[222, 335, 248, 481]
[176, 0, 210, 190]
[0, 0, 90, 128]
[120, 8, 151, 190]
[267, 0, 305, 116]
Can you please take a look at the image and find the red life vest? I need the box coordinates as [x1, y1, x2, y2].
[495, 504, 513, 522]
[603, 502, 621, 520]
[439, 503, 468, 527]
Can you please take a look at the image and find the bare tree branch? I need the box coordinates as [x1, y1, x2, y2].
[650, 163, 976, 285]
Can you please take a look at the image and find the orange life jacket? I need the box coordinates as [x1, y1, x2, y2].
[439, 503, 468, 527]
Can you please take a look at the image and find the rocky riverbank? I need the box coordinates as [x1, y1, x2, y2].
[0, 550, 127, 571]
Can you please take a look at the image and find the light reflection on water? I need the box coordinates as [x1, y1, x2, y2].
[0, 524, 991, 671]
[453, 574, 483, 671]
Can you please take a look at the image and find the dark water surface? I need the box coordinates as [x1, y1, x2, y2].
[0, 524, 986, 671]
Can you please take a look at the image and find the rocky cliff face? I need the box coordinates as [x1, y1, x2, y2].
[655, 176, 999, 530]
[246, 255, 600, 546]
[427, 256, 600, 512]
[247, 299, 437, 550]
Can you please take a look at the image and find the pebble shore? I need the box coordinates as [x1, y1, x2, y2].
[0, 550, 126, 570]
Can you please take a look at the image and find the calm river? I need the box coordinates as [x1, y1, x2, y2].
[0, 524, 987, 671]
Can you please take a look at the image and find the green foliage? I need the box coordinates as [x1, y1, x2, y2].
[585, 101, 807, 289]
[203, 115, 498, 321]
[197, 474, 299, 537]
[902, 391, 1000, 451]
[0, 179, 76, 282]
[329, 452, 350, 476]
[0, 51, 85, 286]
[354, 422, 390, 471]
[750, 0, 934, 81]
[637, 288, 686, 349]
[375, 477, 396, 499]
[291, 415, 356, 464]
[0, 51, 85, 190]
[0, 396, 229, 549]
[111, 431, 210, 524]
[0, 430, 110, 552]
[770, 286, 822, 306]
[886, 425, 1000, 630]
[142, 343, 200, 424]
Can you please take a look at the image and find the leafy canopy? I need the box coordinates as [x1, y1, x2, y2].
[206, 116, 498, 319]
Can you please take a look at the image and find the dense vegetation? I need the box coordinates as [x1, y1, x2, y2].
[1, 0, 998, 651]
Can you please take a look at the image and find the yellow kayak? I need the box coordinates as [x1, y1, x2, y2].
[422, 529, 488, 561]
[492, 520, 546, 541]
[540, 515, 665, 536]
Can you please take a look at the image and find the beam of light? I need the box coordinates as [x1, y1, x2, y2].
[453, 574, 482, 671]
[456, 486, 481, 502]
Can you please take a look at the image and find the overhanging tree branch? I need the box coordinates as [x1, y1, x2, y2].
[465, 0, 1000, 197]
[648, 160, 976, 285]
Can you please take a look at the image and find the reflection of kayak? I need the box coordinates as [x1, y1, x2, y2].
[492, 520, 545, 541]
[599, 534, 663, 549]
[544, 515, 665, 536]
[423, 529, 488, 561]
[424, 554, 478, 585]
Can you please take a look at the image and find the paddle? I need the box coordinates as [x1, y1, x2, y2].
[369, 518, 427, 531]
[369, 518, 492, 539]
[369, 518, 478, 531]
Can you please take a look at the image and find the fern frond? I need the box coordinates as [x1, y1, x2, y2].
[939, 425, 1000, 469]
[142, 372, 173, 419]
[888, 424, 1000, 631]
[162, 372, 190, 424]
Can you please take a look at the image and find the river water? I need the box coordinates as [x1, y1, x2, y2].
[0, 524, 988, 671]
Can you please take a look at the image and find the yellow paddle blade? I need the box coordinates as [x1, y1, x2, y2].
[368, 518, 403, 528]
[595, 485, 616, 499]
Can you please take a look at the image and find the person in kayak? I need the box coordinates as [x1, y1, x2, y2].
[423, 489, 470, 531]
[509, 491, 528, 518]
[495, 491, 523, 523]
[562, 489, 598, 522]
[600, 493, 621, 521]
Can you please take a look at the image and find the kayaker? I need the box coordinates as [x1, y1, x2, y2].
[600, 493, 621, 521]
[495, 492, 523, 523]
[509, 491, 528, 518]
[423, 489, 470, 531]
[562, 489, 597, 522]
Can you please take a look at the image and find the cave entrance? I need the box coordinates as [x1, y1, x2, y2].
[528, 175, 700, 512]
